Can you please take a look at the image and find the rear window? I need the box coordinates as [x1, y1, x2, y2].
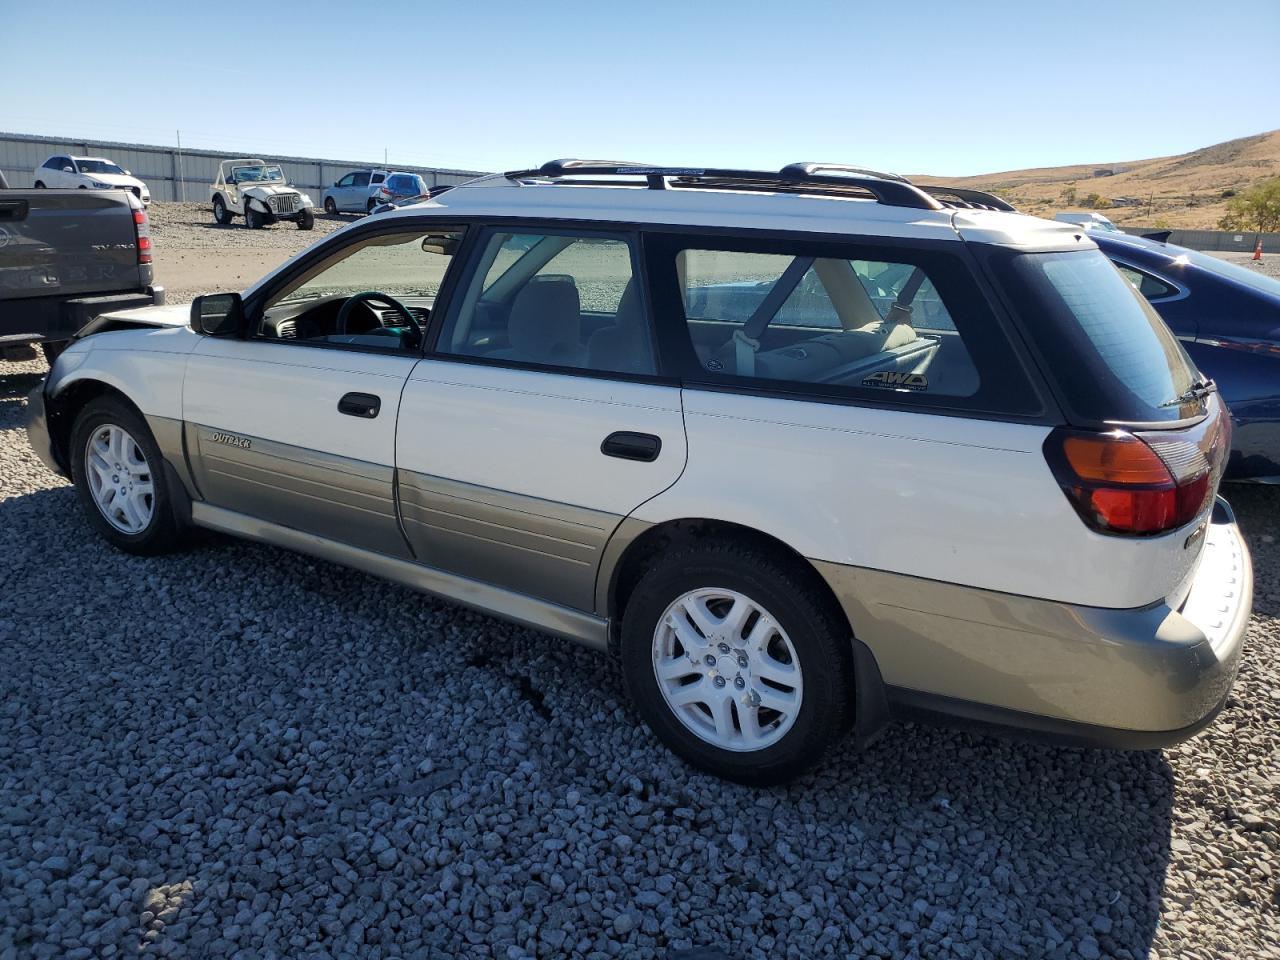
[995, 249, 1201, 423]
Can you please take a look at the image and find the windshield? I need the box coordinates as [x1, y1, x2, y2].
[1180, 247, 1280, 297]
[76, 159, 125, 175]
[231, 164, 284, 184]
[993, 249, 1202, 424]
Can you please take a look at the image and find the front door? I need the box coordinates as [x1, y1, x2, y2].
[184, 220, 465, 557]
[397, 227, 687, 612]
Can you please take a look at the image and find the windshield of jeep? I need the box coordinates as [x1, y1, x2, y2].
[230, 165, 284, 184]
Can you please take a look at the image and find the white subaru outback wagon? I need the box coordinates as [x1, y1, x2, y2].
[27, 160, 1252, 784]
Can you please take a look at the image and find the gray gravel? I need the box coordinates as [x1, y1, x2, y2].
[1, 356, 1278, 959]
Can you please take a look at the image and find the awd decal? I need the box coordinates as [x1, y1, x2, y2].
[209, 431, 252, 450]
[863, 371, 928, 391]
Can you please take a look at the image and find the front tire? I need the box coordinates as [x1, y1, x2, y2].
[620, 542, 853, 785]
[33, 180, 45, 189]
[70, 398, 185, 555]
[213, 195, 232, 225]
[323, 196, 337, 214]
[297, 208, 314, 230]
[245, 204, 264, 229]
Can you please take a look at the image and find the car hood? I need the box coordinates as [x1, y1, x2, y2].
[88, 172, 146, 190]
[86, 302, 191, 332]
[241, 183, 297, 198]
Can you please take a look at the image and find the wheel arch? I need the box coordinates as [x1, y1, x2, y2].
[45, 377, 142, 471]
[600, 516, 889, 739]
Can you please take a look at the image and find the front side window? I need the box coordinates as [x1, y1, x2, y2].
[676, 244, 980, 398]
[257, 228, 464, 351]
[337, 173, 356, 187]
[438, 230, 654, 375]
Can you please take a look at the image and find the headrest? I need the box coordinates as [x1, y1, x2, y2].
[508, 277, 581, 359]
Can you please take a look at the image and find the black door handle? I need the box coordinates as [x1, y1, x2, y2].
[338, 392, 381, 418]
[601, 431, 661, 462]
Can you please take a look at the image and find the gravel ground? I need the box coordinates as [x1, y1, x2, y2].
[1, 355, 1278, 959]
[147, 202, 357, 304]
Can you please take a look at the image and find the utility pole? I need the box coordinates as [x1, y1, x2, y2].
[384, 147, 388, 168]
[176, 129, 186, 202]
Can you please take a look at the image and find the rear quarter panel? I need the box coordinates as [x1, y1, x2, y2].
[638, 389, 1210, 609]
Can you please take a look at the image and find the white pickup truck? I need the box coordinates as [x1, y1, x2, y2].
[210, 159, 314, 230]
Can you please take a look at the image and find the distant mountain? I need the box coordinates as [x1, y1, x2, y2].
[914, 130, 1280, 229]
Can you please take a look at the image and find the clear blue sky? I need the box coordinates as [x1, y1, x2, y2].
[2, 0, 1277, 175]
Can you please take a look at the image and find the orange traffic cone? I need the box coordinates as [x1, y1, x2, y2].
[1254, 239, 1264, 261]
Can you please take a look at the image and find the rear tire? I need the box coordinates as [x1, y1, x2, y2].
[323, 196, 337, 214]
[366, 198, 378, 213]
[69, 398, 186, 556]
[213, 195, 232, 225]
[620, 542, 853, 785]
[297, 208, 314, 230]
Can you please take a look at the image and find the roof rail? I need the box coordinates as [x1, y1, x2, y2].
[779, 161, 911, 184]
[502, 160, 944, 211]
[914, 184, 1017, 212]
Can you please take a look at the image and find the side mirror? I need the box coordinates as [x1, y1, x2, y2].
[124, 169, 132, 175]
[190, 292, 244, 337]
[62, 166, 74, 173]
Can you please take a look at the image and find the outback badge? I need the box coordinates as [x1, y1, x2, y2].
[210, 431, 251, 450]
[863, 371, 928, 391]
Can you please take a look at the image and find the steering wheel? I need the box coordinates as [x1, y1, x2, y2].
[334, 291, 422, 342]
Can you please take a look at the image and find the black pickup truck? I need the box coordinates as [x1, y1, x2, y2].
[0, 181, 164, 363]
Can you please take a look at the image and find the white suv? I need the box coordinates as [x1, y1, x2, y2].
[26, 160, 1252, 783]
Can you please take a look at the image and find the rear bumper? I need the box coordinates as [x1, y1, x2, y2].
[0, 286, 165, 344]
[817, 497, 1252, 747]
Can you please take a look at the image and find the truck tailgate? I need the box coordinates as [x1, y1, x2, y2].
[0, 190, 142, 301]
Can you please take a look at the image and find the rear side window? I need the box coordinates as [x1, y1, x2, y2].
[371, 173, 385, 184]
[1114, 263, 1178, 301]
[674, 245, 988, 400]
[438, 230, 655, 376]
[994, 249, 1200, 424]
[353, 172, 371, 187]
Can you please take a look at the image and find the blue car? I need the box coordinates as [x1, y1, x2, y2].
[1088, 231, 1280, 482]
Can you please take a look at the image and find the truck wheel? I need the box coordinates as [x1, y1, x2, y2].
[323, 197, 336, 214]
[297, 209, 315, 231]
[213, 195, 232, 225]
[245, 205, 264, 229]
[620, 541, 854, 785]
[34, 180, 45, 189]
[70, 397, 187, 556]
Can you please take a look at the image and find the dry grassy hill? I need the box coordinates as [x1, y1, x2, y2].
[914, 130, 1280, 229]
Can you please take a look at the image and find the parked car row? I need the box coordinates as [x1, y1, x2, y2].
[322, 169, 429, 214]
[25, 159, 1254, 783]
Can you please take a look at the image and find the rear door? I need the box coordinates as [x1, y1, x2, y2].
[398, 226, 686, 612]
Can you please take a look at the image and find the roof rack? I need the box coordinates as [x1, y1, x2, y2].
[502, 159, 944, 211]
[913, 184, 1017, 212]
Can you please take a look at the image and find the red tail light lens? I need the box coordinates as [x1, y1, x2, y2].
[133, 207, 152, 264]
[1044, 400, 1228, 536]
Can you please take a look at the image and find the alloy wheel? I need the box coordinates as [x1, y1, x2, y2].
[83, 424, 154, 534]
[651, 588, 803, 752]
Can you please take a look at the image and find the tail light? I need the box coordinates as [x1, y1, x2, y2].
[133, 207, 152, 265]
[1044, 398, 1229, 536]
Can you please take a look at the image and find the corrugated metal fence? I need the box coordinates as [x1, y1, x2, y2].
[0, 131, 487, 203]
[1119, 226, 1280, 253]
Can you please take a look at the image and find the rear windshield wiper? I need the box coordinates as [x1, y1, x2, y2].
[1159, 378, 1217, 407]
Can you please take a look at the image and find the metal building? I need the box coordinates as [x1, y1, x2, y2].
[0, 131, 487, 202]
